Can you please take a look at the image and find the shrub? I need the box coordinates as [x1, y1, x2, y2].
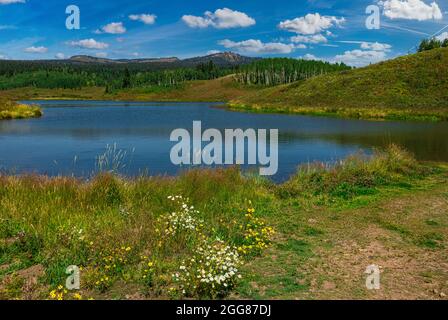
[87, 174, 123, 207]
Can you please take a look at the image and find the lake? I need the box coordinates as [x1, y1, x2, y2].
[1, 100, 448, 182]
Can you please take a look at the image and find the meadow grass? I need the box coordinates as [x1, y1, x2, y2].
[0, 145, 447, 300]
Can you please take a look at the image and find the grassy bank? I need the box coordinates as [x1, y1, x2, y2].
[0, 100, 42, 120]
[0, 76, 254, 103]
[1, 145, 447, 300]
[228, 102, 448, 122]
[230, 48, 448, 121]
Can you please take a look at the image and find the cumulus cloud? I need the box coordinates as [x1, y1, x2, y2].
[436, 32, 448, 41]
[291, 34, 328, 44]
[278, 13, 345, 35]
[339, 41, 392, 52]
[129, 14, 157, 25]
[24, 46, 48, 53]
[182, 8, 255, 29]
[55, 53, 65, 59]
[68, 39, 109, 50]
[360, 41, 392, 51]
[218, 39, 295, 54]
[333, 49, 387, 67]
[207, 50, 221, 55]
[96, 22, 126, 34]
[0, 0, 25, 4]
[379, 0, 443, 21]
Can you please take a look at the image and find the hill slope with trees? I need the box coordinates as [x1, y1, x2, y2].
[230, 47, 448, 121]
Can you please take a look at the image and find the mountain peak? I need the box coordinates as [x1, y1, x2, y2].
[64, 52, 256, 67]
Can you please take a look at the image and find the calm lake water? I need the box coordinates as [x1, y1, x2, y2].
[1, 100, 448, 181]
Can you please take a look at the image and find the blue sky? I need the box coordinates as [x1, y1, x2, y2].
[0, 0, 447, 66]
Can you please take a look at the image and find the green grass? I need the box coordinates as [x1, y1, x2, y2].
[0, 145, 447, 300]
[230, 48, 448, 121]
[0, 100, 42, 120]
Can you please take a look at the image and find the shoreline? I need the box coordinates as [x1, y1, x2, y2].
[227, 102, 448, 122]
[19, 96, 447, 123]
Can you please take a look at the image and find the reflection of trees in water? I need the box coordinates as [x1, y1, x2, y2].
[322, 133, 448, 161]
[278, 130, 448, 161]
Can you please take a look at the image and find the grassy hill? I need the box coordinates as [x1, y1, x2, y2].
[230, 48, 448, 121]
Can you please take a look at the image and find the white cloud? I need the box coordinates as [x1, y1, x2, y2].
[96, 22, 126, 34]
[278, 13, 345, 35]
[333, 49, 387, 67]
[340, 40, 392, 51]
[55, 53, 65, 59]
[0, 0, 25, 4]
[0, 54, 8, 59]
[360, 41, 392, 51]
[218, 39, 295, 54]
[207, 50, 221, 55]
[301, 54, 320, 60]
[379, 0, 443, 21]
[68, 39, 109, 50]
[291, 34, 328, 44]
[129, 14, 157, 25]
[436, 32, 448, 41]
[24, 46, 48, 53]
[182, 8, 255, 29]
[95, 52, 108, 58]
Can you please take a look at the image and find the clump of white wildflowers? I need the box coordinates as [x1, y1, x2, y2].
[173, 239, 242, 298]
[157, 195, 203, 237]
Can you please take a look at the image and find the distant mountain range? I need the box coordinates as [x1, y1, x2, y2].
[66, 52, 258, 67]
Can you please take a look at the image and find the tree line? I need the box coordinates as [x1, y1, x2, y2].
[233, 58, 351, 86]
[418, 37, 448, 52]
[0, 58, 353, 91]
[0, 60, 231, 90]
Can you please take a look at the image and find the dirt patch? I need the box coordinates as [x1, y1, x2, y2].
[308, 190, 448, 300]
[0, 264, 10, 272]
[16, 264, 45, 285]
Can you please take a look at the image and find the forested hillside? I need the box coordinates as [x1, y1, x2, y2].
[234, 58, 350, 86]
[0, 60, 231, 90]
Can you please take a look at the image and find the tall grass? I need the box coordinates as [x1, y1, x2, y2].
[0, 145, 438, 299]
[95, 143, 135, 174]
[277, 145, 428, 201]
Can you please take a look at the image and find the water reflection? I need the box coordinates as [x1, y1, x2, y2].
[0, 101, 447, 181]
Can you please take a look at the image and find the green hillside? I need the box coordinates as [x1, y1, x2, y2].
[230, 48, 448, 121]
